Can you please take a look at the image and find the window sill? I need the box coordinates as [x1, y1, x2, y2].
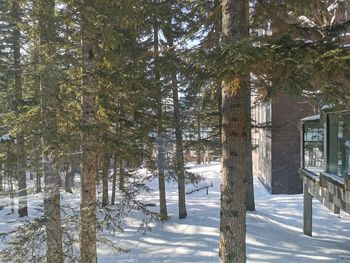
[320, 172, 345, 188]
[299, 168, 320, 182]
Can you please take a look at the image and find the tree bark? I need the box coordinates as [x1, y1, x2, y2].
[119, 159, 125, 192]
[35, 150, 42, 193]
[217, 84, 223, 146]
[38, 0, 63, 262]
[36, 170, 42, 193]
[154, 22, 168, 219]
[220, 0, 250, 262]
[8, 160, 15, 214]
[79, 2, 98, 262]
[172, 71, 187, 219]
[11, 0, 28, 218]
[246, 89, 255, 212]
[165, 29, 187, 220]
[101, 150, 109, 207]
[196, 113, 202, 165]
[111, 155, 117, 205]
[64, 160, 74, 194]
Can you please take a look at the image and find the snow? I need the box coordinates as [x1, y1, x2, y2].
[1, 163, 350, 262]
[101, 163, 350, 263]
[0, 134, 12, 142]
[328, 2, 339, 12]
[297, 16, 316, 27]
[301, 114, 320, 122]
[345, 140, 350, 147]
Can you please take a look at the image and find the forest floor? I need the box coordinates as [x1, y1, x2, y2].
[0, 162, 350, 262]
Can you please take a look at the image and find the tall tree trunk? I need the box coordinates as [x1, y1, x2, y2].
[9, 163, 15, 214]
[111, 155, 117, 205]
[165, 30, 187, 219]
[217, 84, 223, 146]
[11, 0, 28, 218]
[101, 150, 109, 207]
[246, 90, 255, 211]
[64, 160, 74, 194]
[154, 22, 168, 219]
[33, 32, 42, 194]
[172, 72, 187, 219]
[38, 0, 64, 262]
[173, 86, 187, 219]
[196, 113, 202, 165]
[219, 0, 250, 262]
[119, 160, 125, 192]
[35, 150, 42, 193]
[36, 170, 42, 193]
[79, 2, 98, 261]
[6, 154, 15, 213]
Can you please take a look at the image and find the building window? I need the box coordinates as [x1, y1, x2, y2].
[328, 112, 350, 176]
[266, 102, 271, 124]
[303, 123, 324, 175]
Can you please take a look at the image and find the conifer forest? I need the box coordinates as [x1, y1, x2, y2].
[0, 1, 350, 263]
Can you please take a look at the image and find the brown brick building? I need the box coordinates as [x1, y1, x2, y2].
[252, 95, 315, 194]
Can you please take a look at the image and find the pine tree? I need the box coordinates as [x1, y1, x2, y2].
[162, 0, 189, 220]
[153, 15, 168, 220]
[38, 0, 64, 262]
[219, 0, 250, 262]
[9, 0, 28, 217]
[79, 1, 98, 261]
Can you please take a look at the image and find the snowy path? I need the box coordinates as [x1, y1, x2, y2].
[108, 163, 350, 263]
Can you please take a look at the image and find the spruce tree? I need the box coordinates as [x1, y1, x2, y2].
[219, 0, 250, 262]
[79, 1, 98, 262]
[10, 0, 28, 218]
[38, 0, 64, 261]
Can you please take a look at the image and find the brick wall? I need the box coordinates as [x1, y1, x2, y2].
[271, 96, 315, 194]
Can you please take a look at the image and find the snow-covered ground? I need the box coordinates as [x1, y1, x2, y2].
[1, 163, 350, 262]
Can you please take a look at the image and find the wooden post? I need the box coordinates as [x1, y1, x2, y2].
[303, 183, 313, 236]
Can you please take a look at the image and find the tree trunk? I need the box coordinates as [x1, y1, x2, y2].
[79, 2, 98, 261]
[35, 150, 42, 193]
[36, 170, 42, 193]
[65, 161, 74, 194]
[6, 154, 15, 213]
[101, 150, 109, 207]
[246, 89, 255, 212]
[33, 33, 42, 195]
[172, 71, 187, 219]
[42, 159, 63, 263]
[111, 155, 117, 205]
[166, 31, 187, 219]
[217, 84, 223, 146]
[154, 22, 168, 219]
[9, 163, 15, 214]
[119, 160, 125, 192]
[11, 0, 28, 218]
[219, 0, 250, 262]
[16, 135, 27, 217]
[196, 114, 202, 165]
[38, 0, 64, 262]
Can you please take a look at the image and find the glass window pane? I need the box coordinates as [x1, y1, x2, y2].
[328, 112, 350, 176]
[304, 123, 324, 175]
[341, 113, 350, 175]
